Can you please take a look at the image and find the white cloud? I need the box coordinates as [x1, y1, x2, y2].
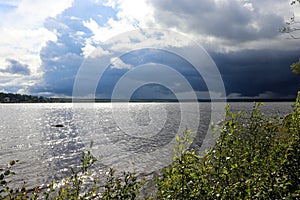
[83, 16, 137, 44]
[110, 57, 133, 69]
[1, 0, 73, 28]
[81, 0, 155, 55]
[0, 27, 56, 73]
[81, 40, 97, 57]
[0, 73, 40, 94]
[0, 27, 56, 92]
[243, 2, 254, 12]
[0, 0, 73, 93]
[116, 0, 155, 27]
[0, 89, 9, 93]
[104, 0, 116, 9]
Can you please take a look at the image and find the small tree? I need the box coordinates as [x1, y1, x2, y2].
[291, 58, 300, 75]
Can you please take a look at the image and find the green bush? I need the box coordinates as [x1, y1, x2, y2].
[155, 94, 300, 199]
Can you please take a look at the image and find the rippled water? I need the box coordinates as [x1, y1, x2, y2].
[0, 102, 293, 187]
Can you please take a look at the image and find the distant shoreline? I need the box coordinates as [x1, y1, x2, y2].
[0, 98, 296, 103]
[0, 92, 296, 103]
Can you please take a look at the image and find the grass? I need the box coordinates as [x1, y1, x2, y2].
[1, 93, 300, 199]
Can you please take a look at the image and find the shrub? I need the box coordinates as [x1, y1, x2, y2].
[155, 94, 300, 199]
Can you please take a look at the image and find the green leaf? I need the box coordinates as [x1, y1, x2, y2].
[4, 170, 10, 176]
[9, 160, 16, 166]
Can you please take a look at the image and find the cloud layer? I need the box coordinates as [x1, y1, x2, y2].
[0, 59, 30, 75]
[0, 0, 300, 99]
[150, 0, 284, 41]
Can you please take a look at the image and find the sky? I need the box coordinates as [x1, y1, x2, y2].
[0, 0, 300, 99]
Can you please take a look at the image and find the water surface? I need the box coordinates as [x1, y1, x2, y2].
[0, 102, 293, 187]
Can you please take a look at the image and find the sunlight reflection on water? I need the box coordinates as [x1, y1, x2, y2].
[0, 102, 293, 187]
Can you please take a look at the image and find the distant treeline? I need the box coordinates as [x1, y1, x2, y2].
[0, 92, 296, 103]
[0, 92, 71, 103]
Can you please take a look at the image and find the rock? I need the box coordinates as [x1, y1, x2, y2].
[52, 124, 64, 128]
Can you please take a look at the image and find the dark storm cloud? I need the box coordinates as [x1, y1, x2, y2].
[1, 59, 30, 75]
[211, 49, 300, 98]
[149, 0, 285, 42]
[29, 0, 300, 99]
[96, 49, 208, 99]
[106, 48, 300, 99]
[146, 0, 300, 99]
[131, 84, 176, 100]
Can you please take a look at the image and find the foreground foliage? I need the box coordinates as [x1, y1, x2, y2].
[0, 142, 144, 200]
[156, 94, 300, 199]
[1, 94, 300, 199]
